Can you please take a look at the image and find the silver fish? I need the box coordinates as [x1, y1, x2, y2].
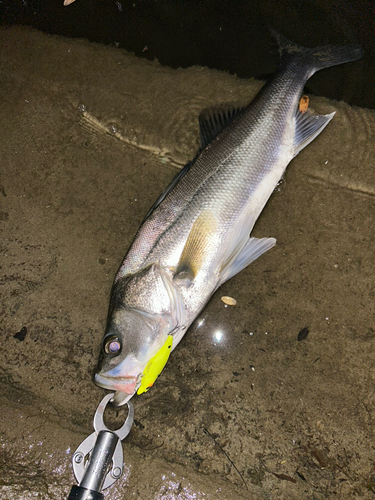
[94, 33, 363, 405]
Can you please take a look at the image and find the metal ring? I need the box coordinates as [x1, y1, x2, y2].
[93, 393, 134, 440]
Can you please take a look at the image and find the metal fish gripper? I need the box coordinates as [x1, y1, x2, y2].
[68, 393, 134, 500]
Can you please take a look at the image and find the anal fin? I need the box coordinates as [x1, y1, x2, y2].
[294, 107, 335, 157]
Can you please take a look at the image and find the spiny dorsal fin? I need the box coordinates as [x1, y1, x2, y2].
[199, 104, 246, 149]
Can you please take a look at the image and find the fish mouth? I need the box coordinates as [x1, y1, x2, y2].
[111, 390, 135, 407]
[94, 372, 138, 396]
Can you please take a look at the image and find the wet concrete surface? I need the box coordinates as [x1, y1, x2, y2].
[1, 26, 374, 499]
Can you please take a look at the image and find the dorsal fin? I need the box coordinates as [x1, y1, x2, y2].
[142, 104, 246, 224]
[199, 104, 246, 149]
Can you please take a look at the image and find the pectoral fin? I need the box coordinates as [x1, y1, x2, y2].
[174, 211, 218, 282]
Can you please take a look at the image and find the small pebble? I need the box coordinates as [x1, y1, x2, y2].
[14, 326, 27, 341]
[221, 296, 237, 306]
[297, 327, 309, 341]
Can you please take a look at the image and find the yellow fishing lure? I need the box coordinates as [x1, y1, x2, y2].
[137, 335, 173, 395]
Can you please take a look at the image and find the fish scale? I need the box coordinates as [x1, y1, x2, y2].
[94, 33, 363, 406]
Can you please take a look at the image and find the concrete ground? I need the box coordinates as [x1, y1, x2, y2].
[0, 26, 374, 499]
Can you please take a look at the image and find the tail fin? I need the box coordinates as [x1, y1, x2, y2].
[271, 30, 363, 74]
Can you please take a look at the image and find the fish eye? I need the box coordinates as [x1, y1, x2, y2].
[103, 335, 121, 355]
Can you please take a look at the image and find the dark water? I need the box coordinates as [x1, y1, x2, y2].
[1, 0, 374, 109]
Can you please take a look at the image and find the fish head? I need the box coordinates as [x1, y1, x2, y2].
[94, 306, 172, 404]
[94, 263, 182, 405]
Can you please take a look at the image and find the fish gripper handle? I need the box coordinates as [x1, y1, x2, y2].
[68, 394, 134, 499]
[67, 484, 104, 500]
[68, 429, 119, 500]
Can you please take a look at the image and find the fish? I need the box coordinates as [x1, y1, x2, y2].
[94, 33, 363, 405]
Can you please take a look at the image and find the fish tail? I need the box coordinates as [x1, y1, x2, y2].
[271, 29, 364, 75]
